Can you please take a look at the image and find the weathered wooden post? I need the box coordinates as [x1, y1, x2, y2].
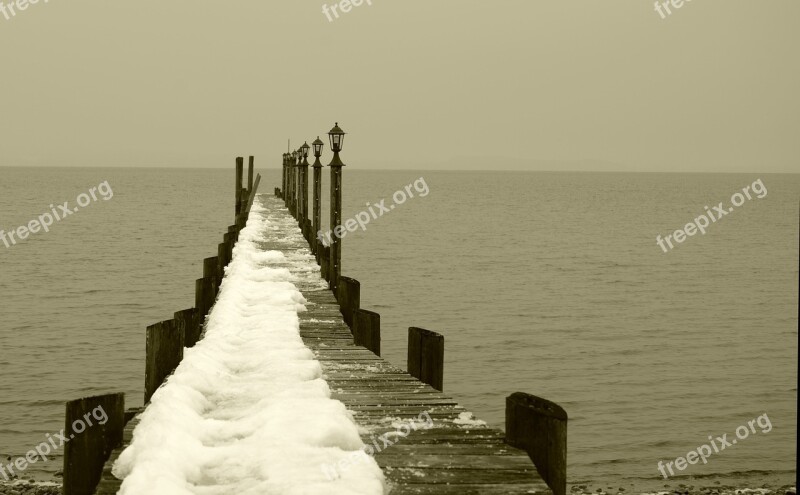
[281, 153, 289, 203]
[195, 277, 214, 339]
[327, 123, 346, 291]
[63, 393, 125, 495]
[174, 308, 199, 349]
[289, 151, 297, 217]
[337, 276, 360, 328]
[248, 156, 254, 194]
[354, 309, 380, 356]
[298, 142, 310, 231]
[145, 319, 184, 403]
[505, 393, 568, 495]
[217, 242, 228, 277]
[320, 245, 330, 281]
[235, 157, 244, 217]
[408, 327, 444, 391]
[311, 137, 324, 259]
[204, 256, 219, 298]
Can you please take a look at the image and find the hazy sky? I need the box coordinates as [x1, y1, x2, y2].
[0, 1, 797, 172]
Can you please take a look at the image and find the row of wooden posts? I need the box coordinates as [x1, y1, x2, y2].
[276, 138, 567, 495]
[61, 159, 260, 495]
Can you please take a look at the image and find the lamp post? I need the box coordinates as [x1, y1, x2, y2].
[311, 137, 324, 260]
[299, 142, 311, 236]
[281, 153, 288, 204]
[290, 150, 298, 217]
[327, 122, 346, 292]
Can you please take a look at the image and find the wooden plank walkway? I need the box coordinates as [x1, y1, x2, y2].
[256, 194, 551, 495]
[94, 193, 551, 495]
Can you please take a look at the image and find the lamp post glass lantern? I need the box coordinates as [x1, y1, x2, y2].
[328, 122, 346, 152]
[313, 137, 324, 158]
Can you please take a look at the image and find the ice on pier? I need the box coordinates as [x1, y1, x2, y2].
[113, 199, 386, 495]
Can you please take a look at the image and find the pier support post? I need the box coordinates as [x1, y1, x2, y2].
[312, 138, 324, 257]
[217, 242, 229, 278]
[175, 308, 199, 349]
[337, 276, 360, 328]
[326, 123, 346, 292]
[408, 327, 444, 391]
[329, 163, 343, 291]
[195, 277, 214, 341]
[204, 256, 220, 298]
[145, 319, 184, 403]
[248, 156, 254, 194]
[354, 309, 381, 356]
[63, 393, 125, 495]
[505, 393, 568, 495]
[320, 245, 330, 281]
[235, 157, 244, 217]
[282, 154, 288, 205]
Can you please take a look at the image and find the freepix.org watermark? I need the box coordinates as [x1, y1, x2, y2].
[657, 413, 772, 479]
[1, 181, 114, 250]
[0, 0, 49, 22]
[654, 0, 692, 19]
[322, 0, 372, 22]
[656, 178, 767, 253]
[317, 176, 428, 247]
[0, 405, 109, 481]
[321, 411, 433, 480]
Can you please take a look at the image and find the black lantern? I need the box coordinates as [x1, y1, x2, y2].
[328, 123, 346, 152]
[312, 137, 324, 158]
[300, 142, 310, 159]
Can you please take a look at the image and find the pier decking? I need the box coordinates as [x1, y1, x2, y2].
[257, 194, 553, 494]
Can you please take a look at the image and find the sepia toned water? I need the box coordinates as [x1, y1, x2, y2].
[0, 167, 797, 492]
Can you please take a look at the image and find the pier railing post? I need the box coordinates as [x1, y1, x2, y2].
[408, 327, 444, 391]
[326, 123, 346, 292]
[311, 137, 324, 257]
[63, 393, 125, 495]
[217, 242, 229, 278]
[145, 319, 184, 403]
[174, 308, 199, 349]
[235, 157, 244, 217]
[505, 393, 568, 495]
[337, 276, 360, 328]
[248, 156, 254, 194]
[320, 245, 330, 281]
[354, 309, 381, 356]
[328, 163, 343, 291]
[194, 277, 214, 343]
[204, 256, 220, 299]
[281, 153, 289, 203]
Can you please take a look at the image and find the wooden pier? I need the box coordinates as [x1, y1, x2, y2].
[62, 139, 567, 495]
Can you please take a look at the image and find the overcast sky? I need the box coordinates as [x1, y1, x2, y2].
[0, 1, 797, 172]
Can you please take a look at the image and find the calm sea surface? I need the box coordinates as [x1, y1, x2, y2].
[0, 167, 797, 492]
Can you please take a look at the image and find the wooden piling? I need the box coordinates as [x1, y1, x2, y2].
[353, 309, 380, 356]
[407, 327, 444, 391]
[320, 245, 330, 281]
[235, 157, 244, 216]
[217, 242, 229, 277]
[312, 156, 322, 258]
[329, 162, 343, 291]
[248, 156, 254, 193]
[203, 256, 219, 298]
[63, 393, 125, 495]
[145, 319, 184, 403]
[505, 393, 568, 495]
[174, 308, 200, 349]
[195, 277, 215, 334]
[337, 276, 360, 328]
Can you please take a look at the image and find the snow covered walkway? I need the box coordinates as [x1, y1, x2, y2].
[111, 198, 386, 495]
